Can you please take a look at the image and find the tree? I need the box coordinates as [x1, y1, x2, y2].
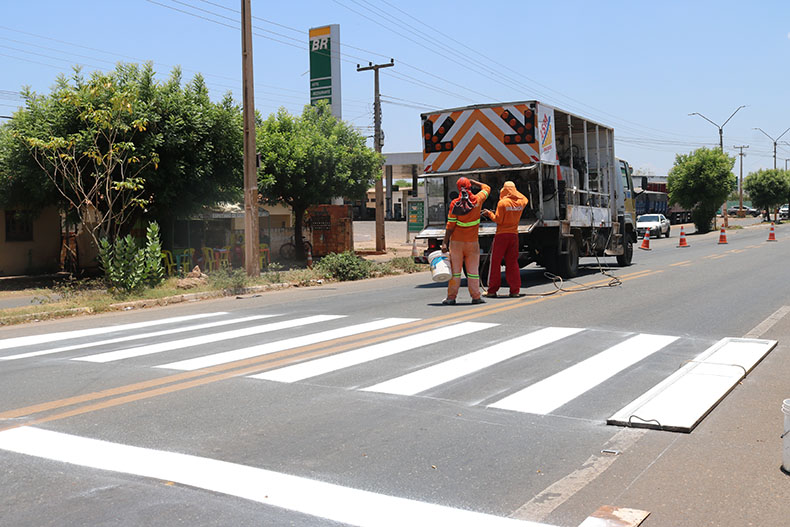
[667, 147, 735, 233]
[257, 102, 383, 259]
[8, 68, 158, 249]
[743, 169, 790, 222]
[0, 63, 244, 247]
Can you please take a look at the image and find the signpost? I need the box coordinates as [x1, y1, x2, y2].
[309, 24, 341, 119]
[406, 198, 427, 242]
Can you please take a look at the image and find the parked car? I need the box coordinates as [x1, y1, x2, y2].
[780, 205, 789, 220]
[636, 214, 671, 238]
[726, 206, 760, 217]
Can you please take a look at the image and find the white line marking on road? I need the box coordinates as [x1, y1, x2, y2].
[0, 313, 226, 353]
[744, 305, 790, 338]
[361, 327, 582, 396]
[0, 427, 553, 527]
[156, 318, 418, 371]
[75, 315, 344, 363]
[252, 322, 497, 384]
[510, 428, 646, 522]
[1, 315, 279, 361]
[489, 334, 679, 415]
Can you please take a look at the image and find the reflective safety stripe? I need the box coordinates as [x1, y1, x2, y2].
[480, 190, 489, 200]
[447, 217, 457, 222]
[452, 273, 462, 277]
[456, 219, 480, 227]
[467, 274, 479, 279]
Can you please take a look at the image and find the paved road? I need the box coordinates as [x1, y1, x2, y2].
[1, 220, 789, 526]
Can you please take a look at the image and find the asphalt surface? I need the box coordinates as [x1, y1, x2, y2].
[0, 217, 788, 526]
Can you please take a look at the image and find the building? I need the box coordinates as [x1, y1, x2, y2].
[0, 207, 61, 276]
[360, 152, 424, 221]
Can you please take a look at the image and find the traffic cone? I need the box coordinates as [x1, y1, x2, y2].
[677, 226, 690, 248]
[768, 222, 777, 242]
[718, 226, 728, 244]
[639, 227, 651, 250]
[306, 247, 313, 268]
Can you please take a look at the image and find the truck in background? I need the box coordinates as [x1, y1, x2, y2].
[414, 100, 637, 284]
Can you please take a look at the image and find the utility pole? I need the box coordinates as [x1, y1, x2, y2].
[754, 127, 790, 169]
[733, 145, 749, 217]
[241, 0, 259, 276]
[357, 59, 394, 253]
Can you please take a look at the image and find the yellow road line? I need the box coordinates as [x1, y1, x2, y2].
[0, 268, 658, 429]
[670, 261, 692, 267]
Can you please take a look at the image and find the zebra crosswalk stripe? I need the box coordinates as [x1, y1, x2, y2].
[361, 327, 583, 396]
[0, 313, 226, 353]
[1, 315, 279, 362]
[251, 322, 497, 384]
[75, 314, 344, 363]
[489, 333, 679, 415]
[156, 318, 418, 371]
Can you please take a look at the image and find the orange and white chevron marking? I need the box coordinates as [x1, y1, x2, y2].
[422, 103, 540, 174]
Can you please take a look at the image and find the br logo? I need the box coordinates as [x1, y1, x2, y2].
[311, 38, 329, 51]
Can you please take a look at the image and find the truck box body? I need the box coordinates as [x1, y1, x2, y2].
[416, 100, 637, 280]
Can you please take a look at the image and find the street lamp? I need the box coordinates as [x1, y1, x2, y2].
[753, 127, 790, 169]
[689, 105, 746, 227]
[688, 105, 746, 151]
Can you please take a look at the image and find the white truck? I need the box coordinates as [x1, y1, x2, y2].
[414, 100, 637, 284]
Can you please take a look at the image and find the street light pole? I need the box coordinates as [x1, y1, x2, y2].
[754, 127, 790, 170]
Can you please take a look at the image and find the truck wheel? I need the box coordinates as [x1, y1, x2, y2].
[616, 238, 633, 266]
[557, 238, 579, 278]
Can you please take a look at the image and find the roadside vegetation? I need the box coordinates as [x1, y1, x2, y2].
[0, 252, 427, 326]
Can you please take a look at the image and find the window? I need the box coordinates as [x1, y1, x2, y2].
[5, 210, 33, 242]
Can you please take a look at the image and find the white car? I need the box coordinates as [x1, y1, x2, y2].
[636, 214, 670, 238]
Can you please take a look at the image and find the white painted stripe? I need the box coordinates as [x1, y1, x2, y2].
[251, 322, 497, 384]
[0, 427, 549, 527]
[1, 315, 279, 361]
[157, 318, 418, 371]
[76, 315, 344, 363]
[0, 313, 226, 353]
[608, 337, 777, 432]
[362, 327, 583, 396]
[489, 334, 679, 415]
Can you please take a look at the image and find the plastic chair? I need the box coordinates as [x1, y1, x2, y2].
[175, 248, 195, 275]
[201, 247, 215, 272]
[259, 243, 270, 269]
[216, 246, 231, 269]
[161, 250, 176, 276]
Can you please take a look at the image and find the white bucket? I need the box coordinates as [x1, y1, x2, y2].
[428, 250, 451, 282]
[783, 399, 790, 474]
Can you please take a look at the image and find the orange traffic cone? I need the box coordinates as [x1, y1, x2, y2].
[768, 222, 777, 241]
[639, 227, 652, 250]
[677, 226, 690, 248]
[306, 247, 313, 268]
[718, 226, 728, 244]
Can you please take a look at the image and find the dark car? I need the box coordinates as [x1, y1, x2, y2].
[726, 206, 760, 217]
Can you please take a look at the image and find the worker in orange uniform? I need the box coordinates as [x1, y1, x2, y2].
[482, 181, 528, 298]
[440, 177, 491, 305]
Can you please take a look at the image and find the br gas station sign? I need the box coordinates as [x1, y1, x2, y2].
[309, 24, 341, 119]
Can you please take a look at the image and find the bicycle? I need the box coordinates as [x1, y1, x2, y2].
[279, 236, 313, 260]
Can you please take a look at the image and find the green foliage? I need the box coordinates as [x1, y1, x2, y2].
[315, 251, 373, 281]
[256, 101, 383, 260]
[207, 267, 249, 294]
[743, 169, 790, 215]
[387, 256, 424, 273]
[0, 63, 243, 245]
[667, 147, 735, 233]
[98, 222, 165, 293]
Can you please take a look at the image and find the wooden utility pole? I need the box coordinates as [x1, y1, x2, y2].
[733, 145, 749, 217]
[357, 60, 394, 252]
[241, 0, 259, 276]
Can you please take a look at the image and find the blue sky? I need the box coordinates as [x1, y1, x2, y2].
[2, 0, 789, 180]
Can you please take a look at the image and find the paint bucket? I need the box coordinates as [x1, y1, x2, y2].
[783, 399, 790, 475]
[428, 250, 451, 282]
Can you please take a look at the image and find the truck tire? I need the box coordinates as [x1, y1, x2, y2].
[616, 238, 633, 266]
[557, 238, 579, 278]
